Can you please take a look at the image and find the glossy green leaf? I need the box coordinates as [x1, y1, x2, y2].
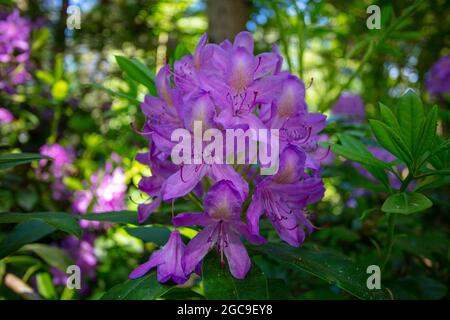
[203, 253, 269, 300]
[331, 143, 390, 171]
[0, 212, 82, 237]
[0, 153, 48, 170]
[379, 103, 400, 133]
[381, 192, 432, 214]
[396, 90, 424, 154]
[369, 119, 412, 165]
[81, 210, 138, 225]
[115, 56, 157, 95]
[251, 243, 389, 300]
[416, 105, 438, 156]
[125, 226, 171, 246]
[36, 272, 57, 300]
[20, 244, 74, 272]
[101, 272, 171, 300]
[0, 220, 55, 259]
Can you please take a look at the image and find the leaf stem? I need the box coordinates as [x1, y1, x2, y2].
[381, 212, 396, 270]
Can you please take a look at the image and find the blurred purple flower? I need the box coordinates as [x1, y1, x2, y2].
[51, 233, 97, 294]
[37, 144, 73, 180]
[73, 161, 127, 229]
[426, 56, 450, 100]
[0, 107, 14, 124]
[331, 93, 365, 123]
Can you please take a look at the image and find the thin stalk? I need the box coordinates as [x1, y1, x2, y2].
[187, 192, 203, 211]
[382, 173, 414, 269]
[267, 1, 293, 72]
[48, 102, 62, 144]
[292, 0, 305, 79]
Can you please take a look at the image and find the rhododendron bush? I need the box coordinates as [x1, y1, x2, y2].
[0, 1, 448, 301]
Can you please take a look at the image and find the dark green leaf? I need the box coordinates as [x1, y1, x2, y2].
[81, 210, 138, 225]
[379, 103, 400, 132]
[0, 220, 55, 259]
[417, 105, 438, 155]
[369, 119, 412, 165]
[20, 244, 74, 272]
[203, 253, 269, 300]
[0, 212, 82, 237]
[125, 226, 171, 246]
[101, 272, 171, 300]
[251, 243, 389, 300]
[0, 153, 48, 170]
[36, 272, 57, 300]
[381, 192, 432, 214]
[396, 90, 424, 154]
[115, 56, 157, 95]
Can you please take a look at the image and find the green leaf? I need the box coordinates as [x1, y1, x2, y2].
[35, 70, 55, 85]
[0, 153, 48, 170]
[369, 120, 412, 165]
[20, 244, 74, 272]
[0, 220, 55, 259]
[0, 212, 82, 237]
[379, 103, 400, 133]
[396, 90, 424, 154]
[115, 56, 157, 95]
[203, 253, 269, 300]
[416, 105, 438, 156]
[54, 53, 64, 81]
[251, 243, 389, 300]
[101, 272, 172, 300]
[125, 226, 171, 246]
[89, 83, 140, 105]
[36, 272, 57, 300]
[381, 192, 432, 214]
[80, 210, 138, 225]
[331, 144, 390, 171]
[174, 43, 190, 61]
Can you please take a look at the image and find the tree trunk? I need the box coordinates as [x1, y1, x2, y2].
[207, 0, 252, 43]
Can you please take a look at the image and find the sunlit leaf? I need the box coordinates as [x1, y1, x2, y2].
[381, 192, 432, 214]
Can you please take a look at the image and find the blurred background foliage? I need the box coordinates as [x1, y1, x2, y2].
[0, 0, 448, 300]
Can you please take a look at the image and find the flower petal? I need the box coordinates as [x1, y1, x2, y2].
[223, 224, 251, 279]
[172, 212, 212, 227]
[183, 225, 217, 274]
[203, 180, 242, 220]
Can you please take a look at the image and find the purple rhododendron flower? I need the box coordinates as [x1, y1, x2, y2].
[173, 180, 265, 279]
[0, 107, 14, 124]
[51, 233, 97, 294]
[73, 161, 127, 229]
[0, 10, 32, 92]
[247, 147, 324, 246]
[133, 31, 327, 281]
[426, 56, 450, 100]
[129, 230, 187, 284]
[331, 93, 365, 123]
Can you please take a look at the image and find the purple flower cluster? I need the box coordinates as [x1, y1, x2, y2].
[51, 234, 97, 294]
[0, 10, 32, 93]
[0, 107, 14, 124]
[131, 32, 327, 282]
[426, 56, 450, 100]
[73, 160, 127, 229]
